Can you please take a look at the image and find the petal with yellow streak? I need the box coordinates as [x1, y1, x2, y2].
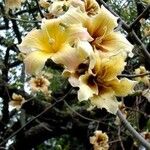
[110, 78, 137, 96]
[88, 5, 118, 37]
[24, 51, 52, 74]
[97, 32, 133, 54]
[18, 28, 51, 54]
[101, 54, 126, 81]
[90, 93, 119, 114]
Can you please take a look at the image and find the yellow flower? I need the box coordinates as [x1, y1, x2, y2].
[84, 0, 100, 16]
[39, 0, 50, 8]
[29, 75, 50, 93]
[76, 52, 136, 114]
[48, 0, 69, 17]
[19, 19, 93, 74]
[134, 66, 149, 85]
[59, 5, 133, 56]
[9, 93, 25, 110]
[90, 130, 109, 150]
[5, 0, 24, 12]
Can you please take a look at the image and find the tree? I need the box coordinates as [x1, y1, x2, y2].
[0, 0, 150, 149]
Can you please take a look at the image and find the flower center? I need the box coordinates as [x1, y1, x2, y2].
[35, 78, 45, 87]
[91, 37, 103, 49]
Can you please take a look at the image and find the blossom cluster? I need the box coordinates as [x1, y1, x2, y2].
[18, 0, 137, 114]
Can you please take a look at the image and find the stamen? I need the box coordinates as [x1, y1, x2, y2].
[49, 38, 55, 44]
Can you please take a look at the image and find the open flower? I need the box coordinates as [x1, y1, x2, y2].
[75, 52, 136, 114]
[59, 5, 133, 56]
[90, 130, 109, 150]
[19, 19, 93, 74]
[39, 0, 50, 8]
[29, 75, 50, 93]
[9, 93, 25, 110]
[5, 0, 24, 12]
[134, 66, 149, 85]
[84, 0, 100, 16]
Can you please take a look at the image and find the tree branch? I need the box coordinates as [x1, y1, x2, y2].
[117, 110, 150, 149]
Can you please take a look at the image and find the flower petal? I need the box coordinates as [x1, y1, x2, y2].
[101, 54, 126, 81]
[90, 93, 119, 114]
[58, 6, 88, 25]
[24, 51, 52, 74]
[67, 24, 93, 42]
[98, 32, 133, 54]
[88, 5, 118, 36]
[52, 41, 93, 71]
[110, 78, 137, 96]
[78, 74, 98, 101]
[18, 28, 50, 53]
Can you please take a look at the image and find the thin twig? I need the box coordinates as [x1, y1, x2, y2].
[130, 5, 150, 28]
[118, 126, 125, 150]
[118, 72, 150, 78]
[0, 88, 72, 146]
[132, 30, 150, 61]
[117, 110, 150, 149]
[125, 106, 150, 118]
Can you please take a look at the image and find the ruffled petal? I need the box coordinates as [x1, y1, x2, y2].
[90, 94, 119, 114]
[24, 51, 52, 74]
[110, 78, 137, 96]
[101, 54, 126, 81]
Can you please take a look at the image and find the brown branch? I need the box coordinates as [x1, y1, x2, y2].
[117, 110, 150, 149]
[118, 72, 150, 78]
[130, 5, 150, 28]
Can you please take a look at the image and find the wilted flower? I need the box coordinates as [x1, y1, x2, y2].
[143, 26, 150, 37]
[9, 93, 25, 110]
[29, 76, 50, 93]
[134, 66, 149, 85]
[5, 0, 24, 12]
[75, 52, 136, 114]
[19, 19, 93, 74]
[90, 130, 109, 150]
[142, 89, 150, 102]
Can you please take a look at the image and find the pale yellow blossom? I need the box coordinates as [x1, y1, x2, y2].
[84, 0, 100, 16]
[29, 76, 50, 93]
[5, 0, 24, 12]
[90, 130, 109, 150]
[47, 0, 100, 17]
[9, 93, 25, 110]
[75, 52, 136, 114]
[59, 5, 133, 56]
[18, 19, 93, 74]
[39, 0, 50, 8]
[134, 66, 150, 85]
